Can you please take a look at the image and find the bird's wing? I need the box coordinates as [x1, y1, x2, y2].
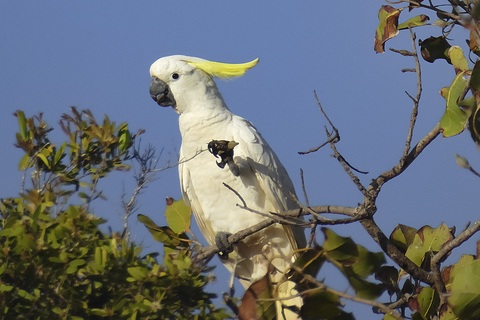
[178, 147, 217, 245]
[233, 117, 307, 250]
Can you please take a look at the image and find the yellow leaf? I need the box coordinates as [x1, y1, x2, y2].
[165, 198, 192, 234]
[448, 46, 469, 74]
[374, 5, 403, 53]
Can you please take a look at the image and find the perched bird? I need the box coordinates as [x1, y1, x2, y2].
[149, 55, 306, 319]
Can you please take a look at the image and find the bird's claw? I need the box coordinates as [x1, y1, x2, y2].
[208, 140, 240, 176]
[215, 231, 233, 260]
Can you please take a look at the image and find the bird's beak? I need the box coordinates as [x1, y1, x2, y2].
[150, 77, 176, 107]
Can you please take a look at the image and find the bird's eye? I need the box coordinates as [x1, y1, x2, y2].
[171, 73, 179, 80]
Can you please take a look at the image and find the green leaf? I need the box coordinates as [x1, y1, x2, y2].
[90, 308, 111, 316]
[16, 110, 28, 140]
[36, 153, 50, 169]
[53, 142, 66, 166]
[301, 290, 354, 320]
[127, 266, 149, 281]
[448, 258, 480, 319]
[405, 224, 453, 268]
[138, 214, 189, 246]
[351, 245, 386, 278]
[118, 123, 131, 153]
[66, 259, 86, 274]
[411, 287, 440, 319]
[448, 46, 469, 74]
[322, 227, 358, 263]
[347, 276, 385, 300]
[293, 246, 325, 279]
[0, 284, 14, 293]
[440, 71, 470, 137]
[18, 154, 32, 170]
[398, 14, 429, 29]
[322, 228, 385, 299]
[390, 224, 418, 252]
[94, 246, 107, 272]
[165, 198, 192, 234]
[17, 289, 35, 301]
[447, 255, 475, 288]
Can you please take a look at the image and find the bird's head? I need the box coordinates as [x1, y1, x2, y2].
[149, 55, 259, 114]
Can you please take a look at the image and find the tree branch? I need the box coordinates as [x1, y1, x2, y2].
[193, 203, 366, 263]
[360, 217, 433, 284]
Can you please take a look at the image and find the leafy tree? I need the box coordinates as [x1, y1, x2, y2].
[0, 109, 229, 319]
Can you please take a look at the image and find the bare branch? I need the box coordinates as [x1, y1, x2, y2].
[401, 29, 422, 164]
[328, 137, 368, 197]
[298, 91, 339, 155]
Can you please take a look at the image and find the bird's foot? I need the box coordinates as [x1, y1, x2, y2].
[207, 140, 240, 176]
[215, 231, 233, 260]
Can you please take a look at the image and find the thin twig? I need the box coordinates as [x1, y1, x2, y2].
[122, 142, 159, 239]
[299, 273, 404, 320]
[222, 182, 247, 207]
[393, 0, 463, 20]
[300, 169, 310, 207]
[298, 91, 339, 155]
[401, 29, 422, 164]
[328, 135, 368, 196]
[153, 148, 206, 173]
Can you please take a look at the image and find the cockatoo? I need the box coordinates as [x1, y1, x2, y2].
[149, 55, 306, 319]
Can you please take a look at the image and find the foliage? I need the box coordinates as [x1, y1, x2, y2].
[0, 109, 229, 319]
[369, 2, 480, 319]
[374, 1, 480, 143]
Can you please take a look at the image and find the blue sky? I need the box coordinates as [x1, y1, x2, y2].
[1, 2, 479, 318]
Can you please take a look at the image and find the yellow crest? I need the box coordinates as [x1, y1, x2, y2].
[185, 57, 259, 79]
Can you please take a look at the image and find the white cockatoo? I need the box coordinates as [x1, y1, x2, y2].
[149, 55, 306, 319]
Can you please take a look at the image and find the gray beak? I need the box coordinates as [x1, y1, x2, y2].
[150, 77, 176, 107]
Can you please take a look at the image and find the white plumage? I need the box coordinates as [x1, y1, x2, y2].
[150, 55, 306, 319]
